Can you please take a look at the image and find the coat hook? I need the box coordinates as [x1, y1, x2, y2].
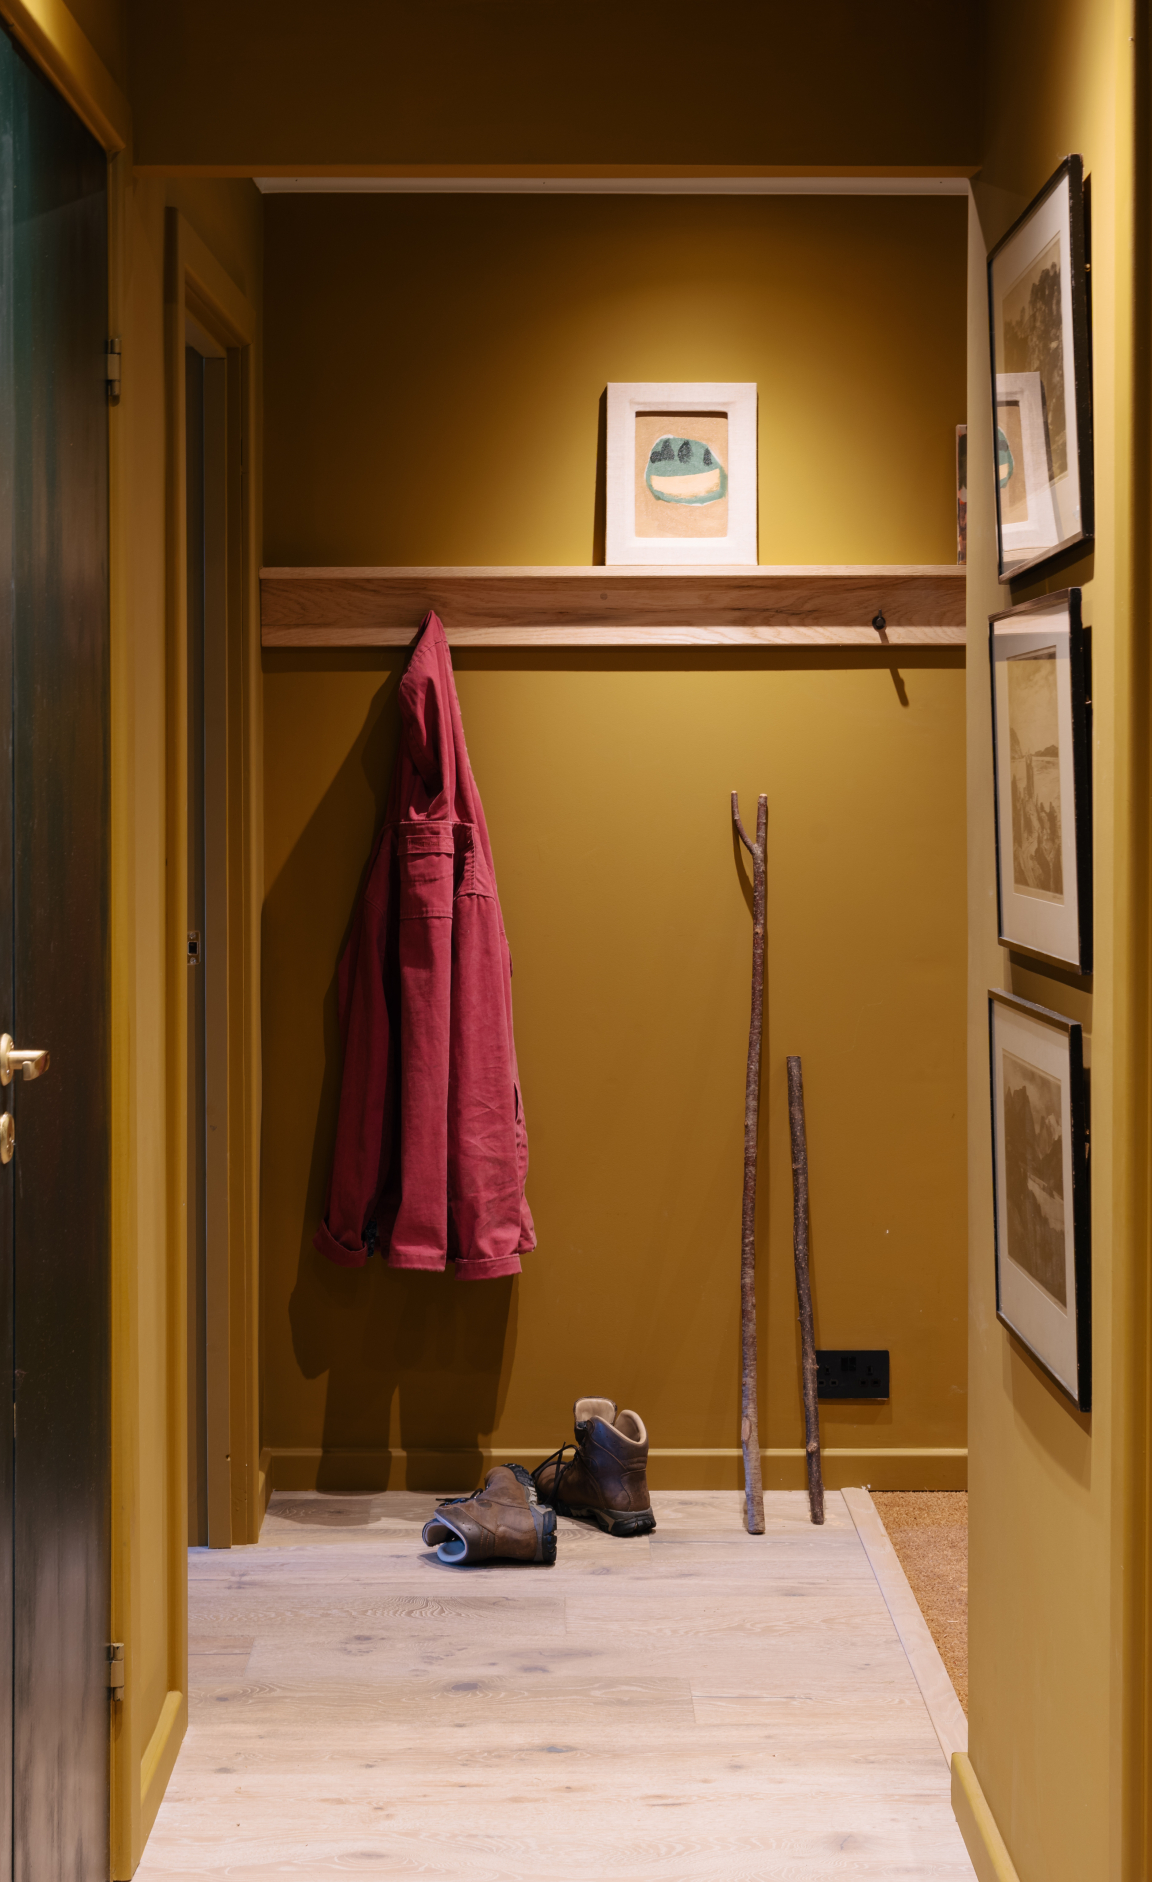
[871, 611, 886, 634]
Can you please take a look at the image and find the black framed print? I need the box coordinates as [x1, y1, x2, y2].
[987, 155, 1093, 582]
[989, 589, 1091, 972]
[989, 990, 1090, 1411]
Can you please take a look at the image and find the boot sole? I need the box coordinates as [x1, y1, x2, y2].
[555, 1499, 655, 1538]
[535, 1506, 558, 1565]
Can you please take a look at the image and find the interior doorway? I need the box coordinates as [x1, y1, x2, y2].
[166, 211, 262, 1566]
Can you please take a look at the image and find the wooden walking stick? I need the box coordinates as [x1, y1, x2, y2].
[786, 1056, 824, 1525]
[732, 791, 766, 1536]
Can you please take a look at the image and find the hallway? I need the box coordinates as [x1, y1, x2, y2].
[138, 1490, 975, 1879]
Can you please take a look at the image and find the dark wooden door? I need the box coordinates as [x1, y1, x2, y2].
[0, 24, 111, 1882]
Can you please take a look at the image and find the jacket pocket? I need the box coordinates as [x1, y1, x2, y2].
[452, 821, 495, 900]
[397, 822, 454, 919]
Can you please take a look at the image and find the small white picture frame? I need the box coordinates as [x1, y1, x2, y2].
[605, 382, 758, 566]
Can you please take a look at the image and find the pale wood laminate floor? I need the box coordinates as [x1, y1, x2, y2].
[137, 1489, 976, 1880]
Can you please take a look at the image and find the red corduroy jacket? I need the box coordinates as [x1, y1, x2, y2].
[314, 613, 535, 1278]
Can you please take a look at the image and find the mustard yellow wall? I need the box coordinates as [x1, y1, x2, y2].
[265, 194, 965, 567]
[261, 193, 970, 1493]
[60, 0, 125, 91]
[125, 1, 980, 175]
[963, 3, 1150, 1878]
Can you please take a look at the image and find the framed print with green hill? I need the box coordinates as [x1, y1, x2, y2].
[606, 382, 757, 564]
[989, 990, 1090, 1411]
[987, 154, 1093, 581]
[990, 590, 1091, 972]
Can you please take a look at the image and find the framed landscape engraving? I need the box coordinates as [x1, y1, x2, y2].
[987, 155, 1093, 581]
[605, 382, 757, 565]
[989, 589, 1091, 972]
[989, 990, 1090, 1412]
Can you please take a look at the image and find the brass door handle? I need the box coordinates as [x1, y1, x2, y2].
[0, 1035, 49, 1084]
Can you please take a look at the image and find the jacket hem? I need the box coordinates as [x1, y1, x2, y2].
[314, 1221, 367, 1267]
[454, 1252, 524, 1280]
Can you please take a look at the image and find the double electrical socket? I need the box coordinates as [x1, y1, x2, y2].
[815, 1350, 890, 1400]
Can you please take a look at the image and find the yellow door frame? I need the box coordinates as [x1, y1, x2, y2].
[164, 204, 262, 1566]
[123, 205, 262, 1882]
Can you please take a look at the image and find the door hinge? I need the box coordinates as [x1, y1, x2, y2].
[107, 1642, 124, 1700]
[105, 337, 121, 405]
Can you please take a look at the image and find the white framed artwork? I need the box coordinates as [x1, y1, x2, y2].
[605, 382, 757, 565]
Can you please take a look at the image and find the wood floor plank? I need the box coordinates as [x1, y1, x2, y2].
[563, 1589, 890, 1641]
[137, 1490, 975, 1880]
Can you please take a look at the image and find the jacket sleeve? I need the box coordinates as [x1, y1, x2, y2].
[313, 874, 394, 1268]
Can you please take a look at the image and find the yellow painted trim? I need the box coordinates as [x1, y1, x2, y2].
[951, 1755, 1022, 1882]
[1112, 10, 1152, 1870]
[262, 1444, 968, 1495]
[106, 146, 148, 1882]
[179, 218, 256, 348]
[109, 208, 261, 1876]
[139, 1690, 186, 1836]
[242, 334, 264, 1545]
[238, 331, 263, 1545]
[167, 214, 261, 1558]
[257, 1445, 272, 1526]
[0, 0, 128, 151]
[161, 211, 191, 1866]
[264, 1443, 967, 1462]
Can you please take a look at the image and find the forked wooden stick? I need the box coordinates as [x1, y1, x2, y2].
[732, 791, 767, 1536]
[786, 1055, 825, 1524]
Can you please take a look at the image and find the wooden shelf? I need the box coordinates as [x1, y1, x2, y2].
[260, 564, 966, 649]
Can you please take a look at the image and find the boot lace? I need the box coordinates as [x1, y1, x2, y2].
[532, 1443, 577, 1507]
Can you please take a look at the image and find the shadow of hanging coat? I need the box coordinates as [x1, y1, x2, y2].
[314, 612, 535, 1277]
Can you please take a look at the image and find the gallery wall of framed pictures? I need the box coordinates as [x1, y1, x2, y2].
[987, 155, 1093, 583]
[985, 155, 1095, 1412]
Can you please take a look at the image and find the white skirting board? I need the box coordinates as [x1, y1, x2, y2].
[842, 1485, 968, 1767]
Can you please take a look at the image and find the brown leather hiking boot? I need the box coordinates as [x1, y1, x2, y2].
[422, 1464, 557, 1565]
[533, 1398, 656, 1537]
